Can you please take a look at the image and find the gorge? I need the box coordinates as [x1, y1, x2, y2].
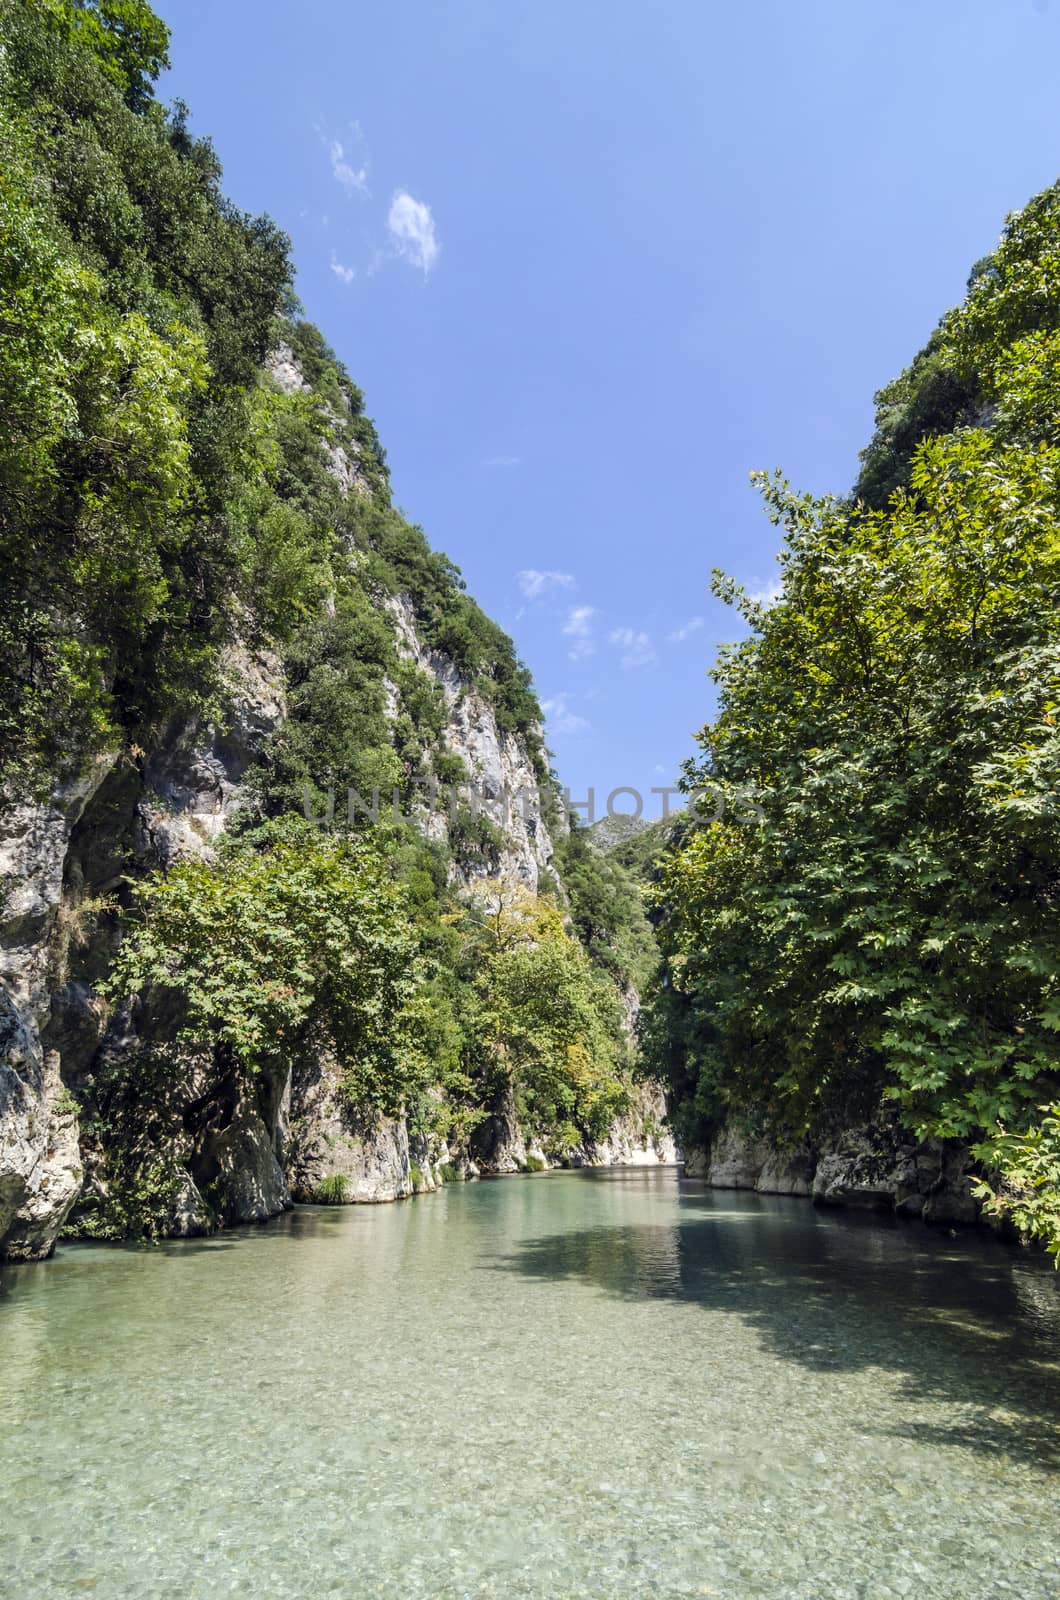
[2, 4, 1060, 1595]
[4, 0, 1060, 1266]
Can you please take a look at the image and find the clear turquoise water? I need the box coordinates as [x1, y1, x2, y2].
[1, 1167, 1059, 1600]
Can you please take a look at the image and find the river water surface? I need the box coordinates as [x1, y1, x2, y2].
[2, 1167, 1059, 1599]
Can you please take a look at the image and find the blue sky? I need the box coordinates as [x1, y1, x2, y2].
[160, 0, 1060, 820]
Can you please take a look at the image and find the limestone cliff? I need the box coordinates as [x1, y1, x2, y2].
[684, 1116, 981, 1228]
[383, 590, 561, 892]
[0, 6, 676, 1263]
[0, 342, 672, 1262]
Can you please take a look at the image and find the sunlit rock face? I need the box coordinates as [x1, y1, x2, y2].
[0, 763, 113, 1259]
[573, 1082, 679, 1169]
[0, 1045, 83, 1262]
[0, 646, 291, 1258]
[286, 1054, 414, 1205]
[470, 1080, 678, 1177]
[383, 591, 561, 894]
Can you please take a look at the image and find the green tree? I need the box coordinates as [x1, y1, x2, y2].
[0, 0, 292, 779]
[651, 183, 1060, 1254]
[455, 882, 629, 1146]
[106, 822, 430, 1115]
[555, 819, 658, 991]
[68, 0, 170, 109]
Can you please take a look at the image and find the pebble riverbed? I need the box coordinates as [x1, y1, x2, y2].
[1, 1166, 1058, 1599]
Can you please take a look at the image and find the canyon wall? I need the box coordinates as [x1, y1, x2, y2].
[0, 346, 673, 1262]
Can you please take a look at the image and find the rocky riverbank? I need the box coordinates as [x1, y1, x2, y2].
[684, 1113, 982, 1227]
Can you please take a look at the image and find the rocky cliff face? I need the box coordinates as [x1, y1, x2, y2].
[383, 591, 560, 893]
[0, 765, 109, 1259]
[684, 1115, 980, 1227]
[574, 1081, 679, 1169]
[0, 640, 293, 1256]
[0, 347, 673, 1263]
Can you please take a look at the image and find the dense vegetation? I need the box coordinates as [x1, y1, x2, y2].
[88, 828, 639, 1235]
[0, 0, 543, 788]
[106, 820, 430, 1114]
[445, 880, 632, 1149]
[0, 1, 655, 1236]
[555, 819, 659, 993]
[648, 186, 1060, 1254]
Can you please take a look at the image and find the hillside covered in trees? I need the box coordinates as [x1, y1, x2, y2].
[646, 187, 1060, 1255]
[0, 0, 666, 1257]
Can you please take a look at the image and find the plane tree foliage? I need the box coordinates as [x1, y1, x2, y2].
[649, 184, 1060, 1254]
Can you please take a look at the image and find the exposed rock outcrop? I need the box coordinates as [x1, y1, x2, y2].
[0, 1048, 83, 1261]
[471, 1083, 533, 1175]
[385, 593, 561, 893]
[0, 760, 116, 1258]
[0, 643, 289, 1260]
[685, 1114, 980, 1226]
[186, 1072, 290, 1226]
[135, 643, 286, 866]
[811, 1120, 979, 1223]
[286, 1054, 414, 1204]
[572, 1081, 679, 1168]
[471, 1079, 678, 1175]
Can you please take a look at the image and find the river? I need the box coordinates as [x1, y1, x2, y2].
[1, 1166, 1058, 1598]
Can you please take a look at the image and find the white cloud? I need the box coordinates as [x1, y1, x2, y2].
[542, 693, 589, 736]
[562, 605, 596, 661]
[483, 455, 522, 468]
[668, 615, 704, 643]
[329, 253, 356, 285]
[330, 138, 369, 196]
[746, 579, 783, 609]
[518, 569, 574, 601]
[609, 626, 656, 669]
[564, 605, 595, 635]
[388, 191, 440, 274]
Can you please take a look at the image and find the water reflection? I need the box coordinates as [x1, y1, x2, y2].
[495, 1176, 1060, 1469]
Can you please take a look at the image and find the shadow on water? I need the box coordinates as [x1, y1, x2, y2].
[491, 1174, 1060, 1470]
[0, 1202, 349, 1301]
